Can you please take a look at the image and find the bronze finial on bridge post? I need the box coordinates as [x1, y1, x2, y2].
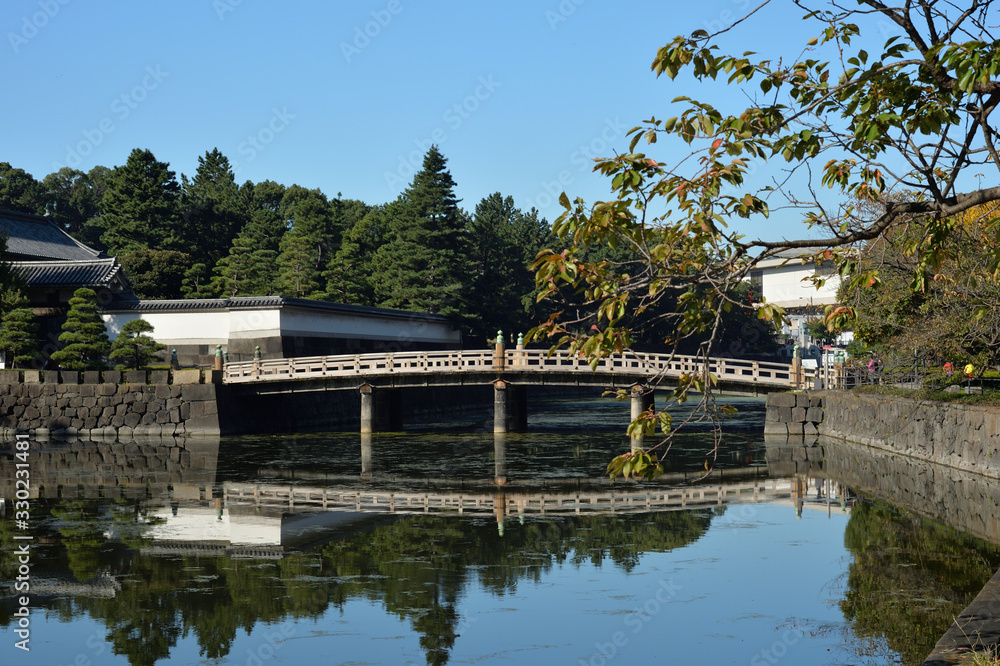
[493, 330, 506, 372]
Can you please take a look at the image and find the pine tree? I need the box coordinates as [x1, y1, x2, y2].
[370, 146, 470, 318]
[215, 180, 288, 297]
[50, 288, 110, 371]
[0, 233, 26, 318]
[180, 149, 247, 268]
[0, 162, 44, 215]
[467, 193, 550, 342]
[98, 149, 183, 255]
[325, 201, 396, 305]
[276, 187, 331, 298]
[0, 307, 39, 369]
[109, 319, 166, 370]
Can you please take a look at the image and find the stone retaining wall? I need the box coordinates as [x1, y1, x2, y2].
[0, 369, 221, 438]
[765, 389, 1000, 479]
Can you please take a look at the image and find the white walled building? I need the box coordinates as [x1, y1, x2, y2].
[101, 295, 463, 366]
[750, 249, 853, 349]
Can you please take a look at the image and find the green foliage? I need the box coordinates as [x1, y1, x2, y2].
[214, 180, 288, 297]
[109, 318, 166, 370]
[803, 317, 836, 345]
[325, 201, 397, 305]
[0, 232, 26, 318]
[0, 306, 39, 368]
[98, 148, 183, 255]
[180, 149, 247, 268]
[50, 288, 110, 370]
[466, 193, 551, 343]
[119, 248, 191, 300]
[371, 146, 470, 319]
[41, 166, 109, 240]
[529, 2, 1000, 478]
[276, 187, 334, 299]
[0, 162, 44, 214]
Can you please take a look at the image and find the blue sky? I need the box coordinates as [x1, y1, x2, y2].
[2, 0, 875, 241]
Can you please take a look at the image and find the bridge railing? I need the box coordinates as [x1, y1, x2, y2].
[223, 348, 804, 387]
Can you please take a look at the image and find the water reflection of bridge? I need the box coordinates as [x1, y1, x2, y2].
[222, 478, 794, 517]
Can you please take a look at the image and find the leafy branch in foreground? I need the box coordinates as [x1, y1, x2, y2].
[528, 0, 1000, 481]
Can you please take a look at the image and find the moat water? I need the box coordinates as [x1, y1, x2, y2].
[2, 394, 999, 665]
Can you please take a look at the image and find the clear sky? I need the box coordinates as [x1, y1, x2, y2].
[2, 0, 865, 241]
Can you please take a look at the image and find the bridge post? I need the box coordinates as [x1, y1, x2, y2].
[494, 379, 509, 433]
[493, 331, 506, 372]
[630, 384, 655, 451]
[494, 432, 507, 485]
[360, 433, 372, 479]
[359, 385, 403, 433]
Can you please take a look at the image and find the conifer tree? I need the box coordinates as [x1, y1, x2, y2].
[109, 319, 166, 370]
[0, 162, 44, 215]
[214, 180, 288, 297]
[0, 306, 39, 369]
[276, 187, 332, 299]
[325, 201, 397, 305]
[180, 149, 246, 268]
[50, 288, 110, 371]
[98, 148, 183, 255]
[467, 193, 550, 342]
[370, 146, 469, 318]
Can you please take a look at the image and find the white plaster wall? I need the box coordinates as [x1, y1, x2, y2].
[102, 311, 232, 344]
[761, 264, 839, 308]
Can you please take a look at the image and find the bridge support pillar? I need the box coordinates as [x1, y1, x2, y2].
[359, 385, 402, 433]
[360, 433, 373, 480]
[493, 380, 527, 433]
[630, 384, 655, 451]
[494, 432, 507, 485]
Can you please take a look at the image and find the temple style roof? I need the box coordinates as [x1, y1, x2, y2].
[14, 258, 128, 290]
[104, 295, 455, 323]
[0, 209, 102, 261]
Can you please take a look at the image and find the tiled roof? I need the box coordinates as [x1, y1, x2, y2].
[14, 258, 127, 289]
[0, 209, 102, 261]
[105, 295, 455, 322]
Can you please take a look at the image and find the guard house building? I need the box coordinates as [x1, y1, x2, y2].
[0, 208, 131, 354]
[101, 296, 463, 367]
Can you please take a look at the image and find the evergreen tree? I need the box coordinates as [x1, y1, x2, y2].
[98, 148, 183, 255]
[0, 162, 44, 214]
[214, 180, 288, 297]
[0, 306, 39, 369]
[119, 248, 190, 299]
[180, 149, 247, 268]
[325, 201, 397, 305]
[50, 288, 110, 370]
[370, 146, 469, 318]
[467, 193, 550, 342]
[109, 318, 166, 370]
[276, 187, 331, 298]
[41, 166, 108, 239]
[181, 263, 218, 298]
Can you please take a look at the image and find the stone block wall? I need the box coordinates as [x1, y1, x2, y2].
[764, 391, 825, 437]
[766, 389, 1000, 479]
[0, 369, 221, 438]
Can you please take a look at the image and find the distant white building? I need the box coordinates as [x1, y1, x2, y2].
[101, 296, 463, 367]
[750, 248, 853, 349]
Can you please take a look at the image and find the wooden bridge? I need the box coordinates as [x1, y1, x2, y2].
[222, 477, 795, 518]
[222, 348, 844, 437]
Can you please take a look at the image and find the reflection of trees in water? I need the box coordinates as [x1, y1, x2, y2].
[840, 500, 1000, 665]
[0, 500, 712, 666]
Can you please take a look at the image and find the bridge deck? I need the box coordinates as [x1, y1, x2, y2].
[224, 349, 842, 390]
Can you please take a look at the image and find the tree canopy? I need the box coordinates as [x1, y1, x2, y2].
[529, 0, 1000, 479]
